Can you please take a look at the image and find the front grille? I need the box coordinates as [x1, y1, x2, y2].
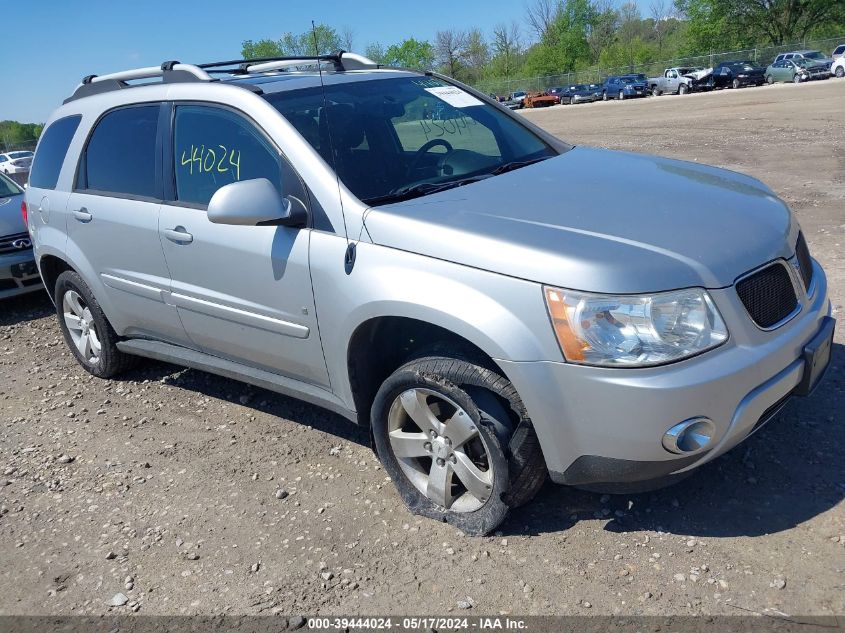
[0, 231, 32, 255]
[736, 262, 798, 328]
[795, 232, 813, 291]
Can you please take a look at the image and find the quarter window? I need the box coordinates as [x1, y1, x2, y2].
[29, 115, 82, 190]
[78, 105, 159, 198]
[172, 106, 284, 206]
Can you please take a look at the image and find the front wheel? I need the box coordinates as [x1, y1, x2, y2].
[766, 74, 774, 84]
[732, 78, 741, 89]
[651, 86, 661, 97]
[678, 83, 689, 95]
[602, 91, 608, 101]
[793, 73, 803, 84]
[618, 90, 625, 100]
[836, 66, 845, 78]
[372, 354, 547, 536]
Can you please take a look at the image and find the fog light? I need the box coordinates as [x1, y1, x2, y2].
[662, 417, 715, 455]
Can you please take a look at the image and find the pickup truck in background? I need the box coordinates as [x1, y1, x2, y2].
[648, 67, 714, 96]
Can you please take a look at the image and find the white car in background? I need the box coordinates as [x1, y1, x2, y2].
[832, 56, 845, 78]
[0, 151, 33, 175]
[832, 43, 845, 61]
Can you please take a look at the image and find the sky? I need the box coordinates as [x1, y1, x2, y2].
[6, 0, 648, 123]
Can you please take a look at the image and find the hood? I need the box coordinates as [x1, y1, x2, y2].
[0, 192, 26, 238]
[363, 147, 796, 294]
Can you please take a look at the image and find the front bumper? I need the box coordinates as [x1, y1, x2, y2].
[0, 249, 42, 299]
[498, 260, 832, 486]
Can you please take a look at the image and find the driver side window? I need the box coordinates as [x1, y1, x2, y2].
[173, 105, 302, 207]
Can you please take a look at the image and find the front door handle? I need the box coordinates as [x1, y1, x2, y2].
[72, 208, 92, 222]
[163, 227, 193, 244]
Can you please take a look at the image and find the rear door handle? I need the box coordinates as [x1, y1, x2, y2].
[72, 208, 92, 222]
[163, 227, 193, 244]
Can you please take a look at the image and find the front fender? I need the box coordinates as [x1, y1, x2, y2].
[309, 233, 562, 410]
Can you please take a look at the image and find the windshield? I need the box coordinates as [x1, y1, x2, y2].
[572, 84, 587, 90]
[264, 76, 557, 205]
[803, 51, 824, 60]
[8, 151, 32, 159]
[0, 173, 23, 198]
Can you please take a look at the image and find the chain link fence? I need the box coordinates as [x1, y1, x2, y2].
[474, 35, 845, 96]
[0, 139, 37, 153]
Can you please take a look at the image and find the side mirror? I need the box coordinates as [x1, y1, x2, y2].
[207, 178, 307, 227]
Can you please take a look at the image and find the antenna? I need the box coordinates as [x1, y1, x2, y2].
[312, 20, 355, 272]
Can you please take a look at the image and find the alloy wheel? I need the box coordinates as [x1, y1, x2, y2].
[387, 388, 494, 513]
[62, 289, 102, 364]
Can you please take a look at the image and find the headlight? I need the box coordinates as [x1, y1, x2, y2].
[544, 287, 728, 367]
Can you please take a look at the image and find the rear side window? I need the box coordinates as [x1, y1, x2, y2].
[29, 115, 81, 190]
[172, 105, 284, 206]
[77, 105, 160, 198]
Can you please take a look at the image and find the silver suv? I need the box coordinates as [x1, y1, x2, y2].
[26, 52, 834, 535]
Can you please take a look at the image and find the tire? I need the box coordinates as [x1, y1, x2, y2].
[602, 91, 608, 101]
[54, 270, 138, 378]
[618, 90, 625, 100]
[766, 74, 774, 84]
[678, 83, 689, 95]
[793, 73, 802, 84]
[836, 66, 844, 78]
[371, 354, 547, 536]
[732, 78, 741, 89]
[651, 86, 661, 97]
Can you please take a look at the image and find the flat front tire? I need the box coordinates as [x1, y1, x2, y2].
[54, 270, 138, 378]
[372, 354, 547, 536]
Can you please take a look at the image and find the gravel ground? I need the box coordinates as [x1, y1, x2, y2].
[1, 79, 843, 618]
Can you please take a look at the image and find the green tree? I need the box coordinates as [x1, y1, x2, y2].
[0, 121, 43, 151]
[490, 22, 525, 79]
[241, 24, 343, 59]
[382, 38, 435, 70]
[523, 0, 596, 76]
[675, 0, 844, 47]
[435, 29, 469, 79]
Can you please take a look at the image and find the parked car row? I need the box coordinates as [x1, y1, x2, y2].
[499, 47, 843, 109]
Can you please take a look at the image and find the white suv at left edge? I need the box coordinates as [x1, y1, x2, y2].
[0, 151, 34, 175]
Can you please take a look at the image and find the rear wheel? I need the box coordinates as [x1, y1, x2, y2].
[54, 271, 138, 378]
[372, 354, 547, 536]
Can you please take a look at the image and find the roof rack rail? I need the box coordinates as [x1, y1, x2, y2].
[64, 62, 213, 104]
[63, 51, 380, 104]
[199, 51, 379, 74]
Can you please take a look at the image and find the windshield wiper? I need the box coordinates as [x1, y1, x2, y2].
[488, 156, 550, 176]
[364, 175, 490, 206]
